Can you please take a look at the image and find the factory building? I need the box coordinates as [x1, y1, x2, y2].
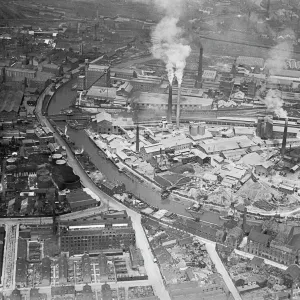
[77, 75, 86, 90]
[219, 75, 234, 95]
[95, 112, 134, 135]
[256, 116, 273, 139]
[129, 245, 144, 270]
[85, 63, 110, 90]
[28, 71, 55, 91]
[273, 126, 298, 139]
[140, 144, 165, 162]
[256, 117, 297, 140]
[134, 92, 213, 113]
[197, 136, 254, 155]
[188, 122, 213, 141]
[5, 67, 36, 79]
[239, 78, 257, 98]
[160, 136, 193, 152]
[86, 86, 117, 102]
[42, 63, 62, 76]
[245, 225, 300, 266]
[110, 68, 134, 79]
[129, 77, 162, 92]
[60, 211, 135, 255]
[236, 56, 265, 69]
[201, 70, 220, 91]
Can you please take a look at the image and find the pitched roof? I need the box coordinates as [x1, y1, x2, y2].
[249, 256, 264, 267]
[96, 111, 112, 123]
[248, 229, 270, 245]
[285, 264, 300, 280]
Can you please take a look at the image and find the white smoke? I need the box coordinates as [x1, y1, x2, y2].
[130, 0, 190, 85]
[265, 41, 294, 75]
[263, 89, 287, 118]
[152, 16, 191, 85]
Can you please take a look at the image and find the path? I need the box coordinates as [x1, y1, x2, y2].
[206, 243, 242, 300]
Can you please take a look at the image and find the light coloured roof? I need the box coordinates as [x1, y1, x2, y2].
[234, 127, 255, 135]
[236, 56, 264, 68]
[110, 68, 133, 75]
[199, 136, 253, 153]
[257, 161, 274, 169]
[190, 148, 208, 159]
[272, 69, 300, 78]
[136, 92, 213, 106]
[87, 86, 116, 99]
[202, 70, 217, 80]
[96, 111, 112, 123]
[273, 126, 299, 134]
[160, 137, 193, 149]
[141, 143, 164, 154]
[116, 150, 129, 160]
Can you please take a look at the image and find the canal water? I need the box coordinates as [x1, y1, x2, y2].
[47, 81, 224, 225]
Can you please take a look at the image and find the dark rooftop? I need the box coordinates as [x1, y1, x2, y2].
[0, 90, 23, 113]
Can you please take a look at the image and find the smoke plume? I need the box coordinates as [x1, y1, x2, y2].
[152, 16, 191, 85]
[263, 89, 287, 118]
[265, 41, 293, 75]
[130, 0, 190, 85]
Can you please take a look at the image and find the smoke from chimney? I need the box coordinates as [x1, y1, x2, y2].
[130, 0, 191, 88]
[167, 85, 173, 123]
[265, 40, 294, 75]
[152, 17, 191, 86]
[281, 119, 288, 156]
[262, 90, 287, 118]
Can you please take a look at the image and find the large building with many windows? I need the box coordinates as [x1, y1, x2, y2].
[86, 64, 110, 89]
[5, 67, 36, 79]
[60, 211, 135, 255]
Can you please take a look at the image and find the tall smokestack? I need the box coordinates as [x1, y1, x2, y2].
[136, 125, 140, 153]
[84, 59, 89, 90]
[167, 85, 172, 123]
[196, 42, 203, 88]
[266, 0, 270, 18]
[176, 86, 181, 128]
[281, 119, 288, 156]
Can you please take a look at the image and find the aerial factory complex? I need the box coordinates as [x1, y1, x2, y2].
[2, 0, 300, 299]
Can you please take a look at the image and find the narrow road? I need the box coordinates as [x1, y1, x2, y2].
[206, 243, 242, 300]
[234, 249, 288, 271]
[35, 85, 171, 300]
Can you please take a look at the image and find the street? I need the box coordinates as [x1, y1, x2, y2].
[206, 243, 242, 300]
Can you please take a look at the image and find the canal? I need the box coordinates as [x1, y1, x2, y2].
[47, 81, 224, 225]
